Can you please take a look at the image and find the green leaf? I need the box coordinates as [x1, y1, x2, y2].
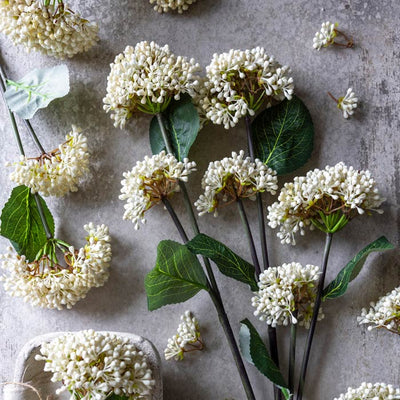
[323, 236, 394, 300]
[252, 96, 314, 175]
[0, 185, 55, 261]
[145, 240, 209, 311]
[239, 319, 288, 389]
[149, 94, 200, 161]
[187, 233, 258, 291]
[5, 65, 70, 119]
[106, 394, 130, 400]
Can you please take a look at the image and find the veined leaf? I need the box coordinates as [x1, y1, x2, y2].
[145, 240, 209, 311]
[187, 233, 258, 291]
[252, 96, 314, 175]
[0, 185, 55, 261]
[323, 236, 394, 300]
[5, 65, 70, 119]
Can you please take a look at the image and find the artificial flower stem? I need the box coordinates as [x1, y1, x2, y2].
[296, 233, 334, 400]
[33, 194, 53, 240]
[23, 120, 46, 155]
[161, 197, 189, 242]
[288, 311, 298, 394]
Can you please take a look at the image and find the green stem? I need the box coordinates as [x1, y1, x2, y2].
[24, 120, 46, 154]
[288, 311, 298, 394]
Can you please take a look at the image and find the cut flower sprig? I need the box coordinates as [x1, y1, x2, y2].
[150, 0, 196, 13]
[313, 21, 353, 50]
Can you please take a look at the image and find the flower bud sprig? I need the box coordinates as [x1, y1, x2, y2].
[328, 89, 358, 119]
[150, 0, 196, 13]
[164, 311, 203, 361]
[313, 21, 353, 50]
[334, 382, 400, 400]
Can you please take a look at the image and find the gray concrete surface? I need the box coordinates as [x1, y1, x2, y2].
[0, 1, 399, 399]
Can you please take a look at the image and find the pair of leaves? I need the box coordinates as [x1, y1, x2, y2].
[0, 185, 55, 261]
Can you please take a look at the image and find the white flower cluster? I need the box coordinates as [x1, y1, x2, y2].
[0, 223, 111, 310]
[120, 151, 196, 229]
[8, 127, 89, 197]
[267, 162, 384, 245]
[150, 0, 196, 13]
[164, 311, 202, 361]
[196, 47, 294, 129]
[0, 0, 98, 59]
[358, 286, 400, 335]
[338, 88, 358, 119]
[103, 41, 201, 128]
[35, 330, 155, 400]
[334, 382, 400, 400]
[251, 262, 322, 328]
[313, 21, 337, 50]
[195, 150, 278, 216]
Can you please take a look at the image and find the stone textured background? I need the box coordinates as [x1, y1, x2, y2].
[0, 0, 399, 399]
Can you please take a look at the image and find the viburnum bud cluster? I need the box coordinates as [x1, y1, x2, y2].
[267, 162, 384, 245]
[120, 151, 196, 229]
[0, 0, 98, 59]
[358, 286, 400, 335]
[334, 382, 400, 400]
[103, 41, 201, 128]
[196, 47, 294, 129]
[251, 262, 323, 328]
[195, 150, 278, 216]
[164, 311, 203, 361]
[149, 0, 196, 13]
[35, 330, 155, 400]
[313, 21, 337, 50]
[7, 127, 89, 197]
[337, 88, 358, 119]
[0, 223, 111, 310]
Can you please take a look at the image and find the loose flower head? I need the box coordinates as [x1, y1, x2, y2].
[196, 47, 294, 129]
[195, 150, 278, 216]
[150, 0, 196, 13]
[334, 382, 400, 400]
[313, 21, 353, 50]
[120, 151, 196, 229]
[267, 162, 384, 245]
[0, 0, 98, 59]
[35, 330, 155, 400]
[7, 127, 89, 197]
[164, 311, 203, 361]
[0, 223, 111, 310]
[103, 41, 201, 128]
[334, 88, 358, 119]
[358, 286, 400, 335]
[251, 262, 322, 328]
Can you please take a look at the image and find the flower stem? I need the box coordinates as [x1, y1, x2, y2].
[161, 197, 189, 242]
[288, 311, 298, 394]
[24, 120, 46, 154]
[296, 233, 333, 400]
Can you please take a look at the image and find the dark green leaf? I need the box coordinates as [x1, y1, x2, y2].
[252, 96, 314, 175]
[239, 319, 288, 389]
[323, 236, 394, 300]
[106, 394, 130, 400]
[187, 233, 258, 291]
[145, 240, 209, 311]
[0, 185, 55, 261]
[150, 94, 200, 161]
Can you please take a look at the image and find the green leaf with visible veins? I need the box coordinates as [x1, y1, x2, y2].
[187, 233, 258, 291]
[0, 185, 55, 261]
[323, 236, 394, 300]
[145, 240, 209, 311]
[252, 96, 314, 175]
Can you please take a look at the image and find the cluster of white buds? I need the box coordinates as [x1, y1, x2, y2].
[251, 262, 322, 328]
[7, 127, 89, 197]
[164, 311, 203, 361]
[149, 0, 196, 13]
[358, 286, 400, 335]
[0, 223, 111, 310]
[0, 0, 98, 59]
[313, 21, 337, 50]
[195, 150, 278, 216]
[195, 47, 294, 129]
[120, 151, 196, 229]
[35, 330, 155, 399]
[267, 162, 384, 245]
[334, 382, 400, 400]
[103, 41, 201, 128]
[337, 88, 358, 119]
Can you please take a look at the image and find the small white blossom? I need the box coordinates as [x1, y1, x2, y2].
[149, 0, 196, 13]
[195, 150, 278, 216]
[337, 88, 358, 118]
[334, 382, 400, 400]
[196, 47, 294, 129]
[120, 151, 196, 229]
[0, 0, 98, 59]
[358, 286, 400, 335]
[103, 41, 201, 128]
[164, 310, 203, 361]
[267, 162, 384, 245]
[7, 127, 89, 197]
[35, 330, 155, 399]
[0, 223, 111, 310]
[313, 21, 337, 50]
[251, 262, 323, 328]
